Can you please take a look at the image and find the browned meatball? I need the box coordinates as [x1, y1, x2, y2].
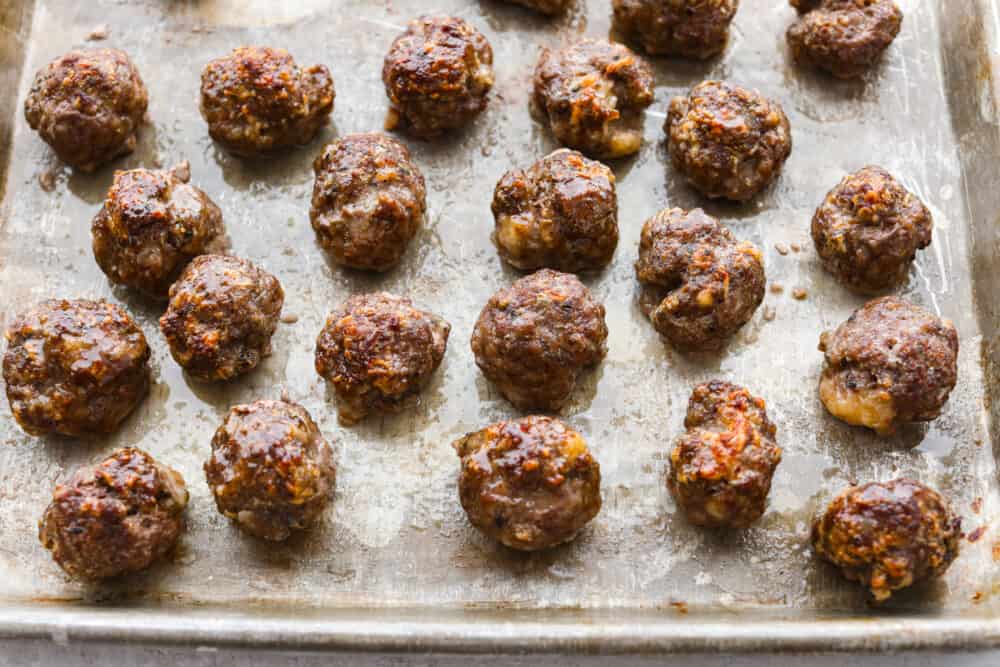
[315, 293, 450, 425]
[24, 48, 147, 172]
[454, 415, 601, 551]
[205, 400, 335, 541]
[534, 39, 655, 159]
[612, 0, 740, 59]
[502, 0, 572, 14]
[787, 0, 903, 79]
[159, 255, 284, 382]
[382, 16, 494, 137]
[3, 299, 150, 437]
[471, 269, 608, 411]
[666, 80, 792, 201]
[635, 208, 765, 351]
[812, 479, 961, 602]
[811, 166, 931, 294]
[310, 133, 426, 272]
[200, 47, 335, 157]
[667, 381, 781, 528]
[492, 149, 618, 273]
[819, 297, 959, 436]
[92, 163, 226, 299]
[39, 447, 188, 581]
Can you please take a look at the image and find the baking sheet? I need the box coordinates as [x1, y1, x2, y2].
[0, 0, 999, 653]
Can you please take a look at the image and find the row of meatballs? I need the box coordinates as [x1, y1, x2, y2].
[25, 1, 904, 191]
[516, 0, 903, 81]
[35, 389, 961, 605]
[2, 230, 958, 441]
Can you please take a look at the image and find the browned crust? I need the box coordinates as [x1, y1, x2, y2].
[205, 399, 335, 541]
[635, 207, 765, 350]
[24, 48, 147, 172]
[668, 381, 781, 528]
[492, 149, 618, 273]
[159, 255, 284, 381]
[470, 269, 608, 411]
[39, 447, 188, 580]
[666, 80, 791, 201]
[382, 16, 494, 137]
[315, 292, 450, 424]
[812, 478, 961, 602]
[454, 415, 601, 551]
[200, 46, 334, 156]
[310, 133, 425, 271]
[3, 299, 150, 436]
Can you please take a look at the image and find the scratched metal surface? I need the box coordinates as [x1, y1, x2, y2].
[0, 0, 999, 653]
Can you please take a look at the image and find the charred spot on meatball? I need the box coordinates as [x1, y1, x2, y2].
[205, 399, 335, 541]
[612, 0, 740, 59]
[310, 133, 426, 272]
[790, 0, 824, 10]
[159, 255, 284, 382]
[382, 16, 494, 137]
[666, 80, 792, 201]
[811, 166, 931, 294]
[200, 47, 334, 157]
[668, 381, 781, 529]
[818, 297, 958, 436]
[92, 163, 226, 299]
[471, 269, 608, 411]
[4, 299, 150, 437]
[635, 207, 765, 351]
[39, 447, 188, 581]
[492, 149, 618, 273]
[787, 0, 903, 79]
[534, 39, 654, 159]
[24, 48, 147, 172]
[503, 0, 573, 14]
[454, 415, 601, 551]
[812, 478, 961, 602]
[315, 292, 450, 425]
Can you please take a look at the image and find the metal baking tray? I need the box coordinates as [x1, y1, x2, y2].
[1, 0, 999, 655]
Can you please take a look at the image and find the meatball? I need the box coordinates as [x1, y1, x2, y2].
[92, 163, 226, 299]
[612, 0, 740, 59]
[811, 166, 932, 294]
[787, 0, 903, 79]
[200, 47, 335, 157]
[310, 133, 426, 272]
[666, 80, 792, 201]
[315, 293, 450, 425]
[502, 0, 572, 14]
[635, 208, 765, 351]
[382, 16, 494, 137]
[812, 479, 961, 602]
[471, 269, 608, 411]
[818, 297, 959, 436]
[492, 149, 618, 273]
[454, 415, 601, 551]
[24, 48, 147, 172]
[205, 400, 335, 541]
[533, 39, 655, 159]
[4, 299, 150, 437]
[667, 381, 781, 528]
[159, 255, 284, 382]
[39, 447, 188, 581]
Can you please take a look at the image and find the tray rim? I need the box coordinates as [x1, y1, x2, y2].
[0, 606, 1000, 654]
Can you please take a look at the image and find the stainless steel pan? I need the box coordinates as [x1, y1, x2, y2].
[0, 0, 998, 653]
